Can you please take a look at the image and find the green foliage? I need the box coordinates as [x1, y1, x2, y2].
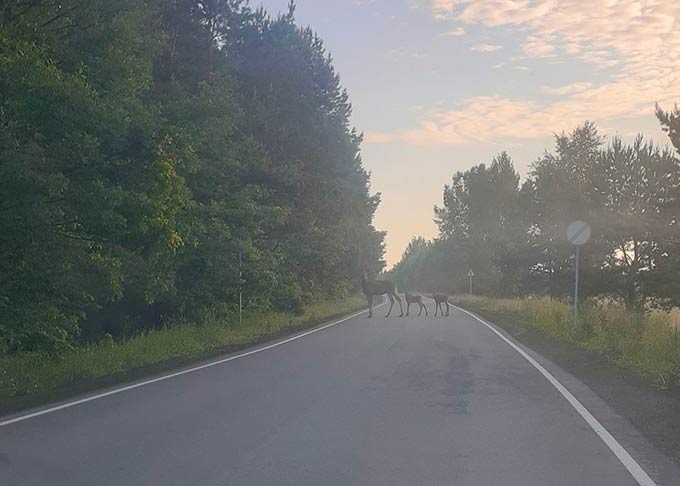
[0, 1, 184, 351]
[395, 122, 680, 310]
[224, 7, 385, 305]
[0, 294, 366, 400]
[0, 1, 384, 352]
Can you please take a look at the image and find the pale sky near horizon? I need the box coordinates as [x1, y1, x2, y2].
[257, 0, 680, 267]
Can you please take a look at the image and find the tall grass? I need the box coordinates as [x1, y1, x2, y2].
[451, 295, 680, 388]
[0, 296, 366, 401]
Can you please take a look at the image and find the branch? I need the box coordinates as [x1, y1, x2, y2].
[0, 196, 65, 214]
[50, 219, 79, 228]
[40, 4, 79, 28]
[47, 230, 102, 243]
[5, 0, 41, 24]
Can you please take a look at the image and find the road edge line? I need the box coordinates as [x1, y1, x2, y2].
[0, 302, 383, 428]
[453, 304, 658, 486]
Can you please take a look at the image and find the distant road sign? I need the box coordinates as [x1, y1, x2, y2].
[467, 270, 475, 277]
[567, 220, 590, 321]
[567, 221, 591, 246]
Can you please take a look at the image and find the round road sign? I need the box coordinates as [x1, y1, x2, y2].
[567, 221, 591, 246]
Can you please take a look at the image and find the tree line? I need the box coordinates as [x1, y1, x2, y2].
[0, 0, 385, 352]
[393, 114, 680, 311]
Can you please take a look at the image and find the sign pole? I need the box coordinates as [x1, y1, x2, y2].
[239, 251, 243, 325]
[574, 245, 579, 321]
[566, 220, 590, 323]
[467, 269, 475, 295]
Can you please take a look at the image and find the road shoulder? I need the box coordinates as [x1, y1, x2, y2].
[0, 303, 372, 420]
[456, 304, 680, 482]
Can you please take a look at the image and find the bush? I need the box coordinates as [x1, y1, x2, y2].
[0, 295, 366, 401]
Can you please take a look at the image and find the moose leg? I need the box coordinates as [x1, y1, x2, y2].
[406, 301, 410, 317]
[445, 301, 450, 317]
[424, 303, 429, 316]
[434, 301, 439, 317]
[385, 293, 394, 317]
[395, 293, 403, 317]
[417, 303, 422, 316]
[367, 293, 373, 318]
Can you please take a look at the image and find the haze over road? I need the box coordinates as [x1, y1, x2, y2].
[1, 305, 676, 485]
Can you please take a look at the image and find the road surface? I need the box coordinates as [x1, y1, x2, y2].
[0, 304, 675, 485]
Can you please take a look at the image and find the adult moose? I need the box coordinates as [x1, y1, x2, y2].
[361, 273, 403, 318]
[405, 293, 428, 317]
[432, 293, 450, 317]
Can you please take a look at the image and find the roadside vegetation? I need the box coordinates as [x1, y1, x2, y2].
[0, 295, 366, 401]
[451, 295, 680, 389]
[0, 1, 384, 357]
[393, 101, 680, 389]
[393, 118, 680, 311]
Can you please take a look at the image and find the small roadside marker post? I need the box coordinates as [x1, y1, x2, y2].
[468, 269, 475, 295]
[566, 221, 591, 322]
[239, 250, 243, 324]
[238, 238, 247, 325]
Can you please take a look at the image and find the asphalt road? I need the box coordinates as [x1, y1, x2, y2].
[0, 304, 674, 485]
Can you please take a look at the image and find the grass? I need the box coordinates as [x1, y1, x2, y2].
[451, 295, 680, 389]
[0, 295, 366, 402]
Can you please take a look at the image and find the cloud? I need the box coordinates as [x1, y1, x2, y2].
[375, 0, 680, 146]
[521, 35, 555, 57]
[364, 132, 398, 144]
[446, 0, 558, 26]
[388, 46, 426, 60]
[457, 0, 557, 27]
[429, 1, 680, 74]
[439, 27, 466, 36]
[470, 43, 502, 52]
[541, 82, 593, 96]
[367, 85, 665, 146]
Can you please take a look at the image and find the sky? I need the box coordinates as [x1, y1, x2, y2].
[256, 0, 680, 267]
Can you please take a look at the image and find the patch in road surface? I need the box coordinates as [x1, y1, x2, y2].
[391, 343, 475, 416]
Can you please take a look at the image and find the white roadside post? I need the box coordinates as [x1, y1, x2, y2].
[468, 269, 475, 295]
[566, 221, 591, 322]
[239, 250, 243, 324]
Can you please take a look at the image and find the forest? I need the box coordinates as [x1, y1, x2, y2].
[393, 116, 680, 311]
[0, 0, 385, 354]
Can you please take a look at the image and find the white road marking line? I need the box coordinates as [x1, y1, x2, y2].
[453, 305, 658, 486]
[0, 303, 384, 428]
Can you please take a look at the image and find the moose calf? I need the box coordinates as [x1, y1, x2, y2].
[432, 293, 450, 317]
[405, 293, 428, 317]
